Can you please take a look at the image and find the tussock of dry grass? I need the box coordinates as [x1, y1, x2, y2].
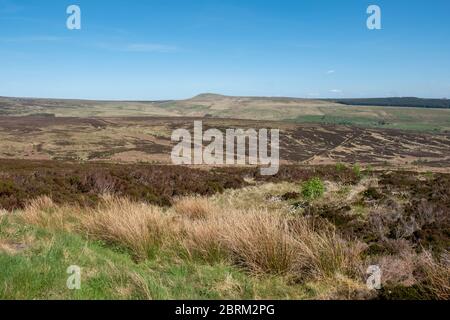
[173, 196, 215, 220]
[219, 210, 298, 275]
[183, 208, 363, 280]
[182, 218, 225, 263]
[81, 196, 177, 260]
[20, 196, 79, 231]
[291, 226, 365, 280]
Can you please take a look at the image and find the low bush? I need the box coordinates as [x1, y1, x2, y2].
[301, 178, 325, 200]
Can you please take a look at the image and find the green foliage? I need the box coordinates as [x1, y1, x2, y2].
[352, 164, 362, 179]
[424, 171, 434, 180]
[335, 163, 346, 172]
[332, 97, 450, 109]
[301, 178, 325, 200]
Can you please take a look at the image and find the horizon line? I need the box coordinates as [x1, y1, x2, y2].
[1, 93, 448, 103]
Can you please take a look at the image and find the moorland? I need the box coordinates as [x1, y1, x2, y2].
[0, 94, 448, 300]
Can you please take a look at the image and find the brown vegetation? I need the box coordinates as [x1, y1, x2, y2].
[2, 158, 449, 300]
[0, 116, 449, 166]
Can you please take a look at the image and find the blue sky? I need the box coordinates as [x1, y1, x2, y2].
[0, 0, 449, 100]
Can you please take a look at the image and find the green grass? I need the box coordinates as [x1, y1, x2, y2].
[0, 215, 309, 300]
[335, 163, 347, 172]
[292, 113, 450, 132]
[293, 115, 382, 127]
[352, 164, 362, 179]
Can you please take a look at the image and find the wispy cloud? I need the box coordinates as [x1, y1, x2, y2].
[330, 89, 342, 93]
[326, 70, 335, 74]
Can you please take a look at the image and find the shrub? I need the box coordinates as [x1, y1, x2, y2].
[301, 178, 325, 200]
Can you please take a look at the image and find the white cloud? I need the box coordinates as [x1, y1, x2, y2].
[330, 89, 342, 93]
[326, 70, 335, 74]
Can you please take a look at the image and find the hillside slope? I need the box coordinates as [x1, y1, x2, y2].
[1, 94, 450, 131]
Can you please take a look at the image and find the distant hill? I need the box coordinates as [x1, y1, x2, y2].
[1, 94, 450, 131]
[330, 97, 450, 109]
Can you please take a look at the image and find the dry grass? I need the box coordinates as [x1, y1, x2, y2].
[369, 246, 450, 300]
[419, 251, 450, 300]
[219, 210, 298, 275]
[16, 193, 450, 300]
[182, 218, 225, 263]
[378, 247, 418, 287]
[183, 208, 364, 281]
[20, 196, 79, 232]
[81, 196, 177, 260]
[173, 196, 216, 220]
[291, 225, 365, 280]
[307, 274, 374, 300]
[212, 182, 296, 211]
[19, 194, 364, 283]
